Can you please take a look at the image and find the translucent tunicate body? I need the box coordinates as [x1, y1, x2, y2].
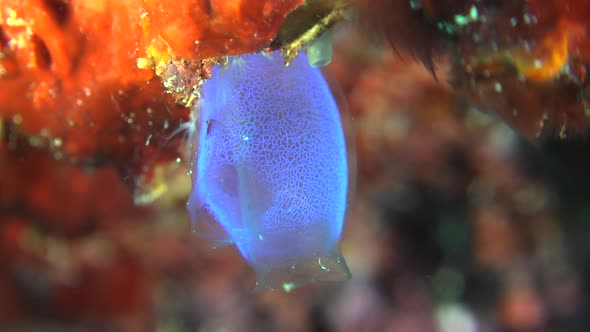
[188, 51, 350, 290]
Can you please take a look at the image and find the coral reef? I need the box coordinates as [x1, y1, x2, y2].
[0, 0, 302, 328]
[2, 0, 590, 331]
[357, 0, 590, 138]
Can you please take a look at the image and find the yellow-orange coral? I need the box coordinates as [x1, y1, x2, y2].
[356, 0, 590, 139]
[0, 0, 304, 325]
[0, 0, 302, 165]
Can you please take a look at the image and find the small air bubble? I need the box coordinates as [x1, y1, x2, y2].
[510, 17, 518, 27]
[12, 114, 23, 125]
[494, 82, 502, 92]
[318, 258, 330, 271]
[282, 282, 295, 292]
[28, 136, 43, 147]
[523, 13, 532, 25]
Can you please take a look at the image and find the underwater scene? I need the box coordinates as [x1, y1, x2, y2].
[1, 0, 590, 331]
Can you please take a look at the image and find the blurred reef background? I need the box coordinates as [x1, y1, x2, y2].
[1, 0, 590, 331]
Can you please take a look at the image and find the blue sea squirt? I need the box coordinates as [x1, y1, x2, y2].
[188, 50, 350, 291]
